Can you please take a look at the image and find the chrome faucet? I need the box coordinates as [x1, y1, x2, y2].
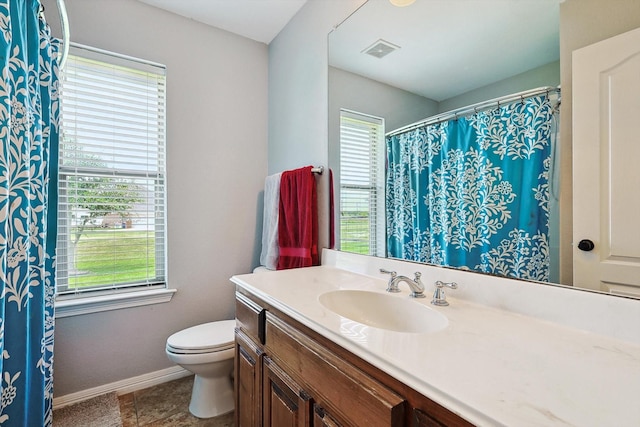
[379, 269, 426, 298]
[431, 280, 458, 306]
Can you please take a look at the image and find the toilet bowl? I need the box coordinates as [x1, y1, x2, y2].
[166, 320, 236, 418]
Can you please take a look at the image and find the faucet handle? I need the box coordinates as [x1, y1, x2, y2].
[431, 280, 458, 306]
[379, 269, 400, 293]
[435, 280, 457, 289]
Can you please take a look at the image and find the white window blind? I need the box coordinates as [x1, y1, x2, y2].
[56, 44, 167, 296]
[339, 110, 385, 257]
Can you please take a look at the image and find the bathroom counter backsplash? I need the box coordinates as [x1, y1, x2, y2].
[323, 249, 640, 344]
[231, 250, 640, 427]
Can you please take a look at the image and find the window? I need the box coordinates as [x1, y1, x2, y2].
[339, 110, 385, 257]
[56, 44, 169, 313]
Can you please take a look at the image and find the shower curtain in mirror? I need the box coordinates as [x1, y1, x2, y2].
[0, 1, 59, 424]
[386, 95, 554, 281]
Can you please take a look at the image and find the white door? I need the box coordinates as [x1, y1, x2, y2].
[573, 27, 640, 296]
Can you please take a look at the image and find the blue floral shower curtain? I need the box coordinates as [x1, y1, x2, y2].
[0, 1, 59, 424]
[386, 95, 554, 281]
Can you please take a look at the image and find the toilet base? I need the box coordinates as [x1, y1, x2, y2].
[189, 373, 234, 418]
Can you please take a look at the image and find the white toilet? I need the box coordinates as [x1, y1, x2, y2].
[165, 320, 236, 418]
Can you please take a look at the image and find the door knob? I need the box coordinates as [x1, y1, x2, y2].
[578, 239, 595, 251]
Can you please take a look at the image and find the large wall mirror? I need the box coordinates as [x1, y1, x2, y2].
[328, 0, 637, 298]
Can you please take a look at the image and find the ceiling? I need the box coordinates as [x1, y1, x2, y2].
[136, 0, 560, 102]
[329, 0, 560, 101]
[137, 0, 308, 44]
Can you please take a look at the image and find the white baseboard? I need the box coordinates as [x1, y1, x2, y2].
[53, 365, 191, 409]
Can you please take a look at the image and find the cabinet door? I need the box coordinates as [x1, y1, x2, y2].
[236, 330, 264, 427]
[313, 404, 344, 427]
[263, 356, 312, 427]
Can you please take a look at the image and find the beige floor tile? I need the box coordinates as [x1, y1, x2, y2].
[144, 410, 234, 427]
[55, 375, 236, 427]
[135, 377, 193, 425]
[119, 375, 234, 426]
[118, 392, 138, 427]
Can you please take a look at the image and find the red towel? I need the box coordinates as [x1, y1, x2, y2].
[277, 166, 318, 270]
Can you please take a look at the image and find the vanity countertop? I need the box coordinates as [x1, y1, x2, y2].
[231, 265, 640, 427]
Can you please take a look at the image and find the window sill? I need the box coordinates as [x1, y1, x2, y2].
[55, 288, 177, 318]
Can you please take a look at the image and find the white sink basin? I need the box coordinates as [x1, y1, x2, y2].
[318, 290, 448, 334]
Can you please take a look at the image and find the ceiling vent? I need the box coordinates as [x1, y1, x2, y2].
[362, 39, 400, 59]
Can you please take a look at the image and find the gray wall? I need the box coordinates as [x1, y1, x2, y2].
[45, 0, 268, 397]
[438, 60, 560, 113]
[329, 66, 439, 137]
[327, 66, 439, 182]
[268, 0, 366, 176]
[268, 0, 366, 253]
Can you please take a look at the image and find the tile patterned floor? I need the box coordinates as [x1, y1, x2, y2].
[118, 376, 234, 426]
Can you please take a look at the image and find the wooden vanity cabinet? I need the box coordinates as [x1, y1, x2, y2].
[265, 312, 405, 426]
[413, 409, 448, 427]
[313, 405, 343, 427]
[235, 330, 263, 427]
[263, 356, 312, 426]
[235, 290, 473, 427]
[235, 293, 265, 427]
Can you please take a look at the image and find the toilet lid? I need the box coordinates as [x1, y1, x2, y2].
[166, 320, 235, 354]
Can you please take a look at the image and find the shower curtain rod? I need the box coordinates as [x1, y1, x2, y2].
[386, 86, 561, 137]
[56, 0, 70, 70]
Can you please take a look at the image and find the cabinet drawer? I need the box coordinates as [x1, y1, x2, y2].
[266, 312, 405, 427]
[236, 291, 266, 344]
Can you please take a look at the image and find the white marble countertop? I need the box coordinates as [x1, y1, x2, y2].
[231, 264, 640, 427]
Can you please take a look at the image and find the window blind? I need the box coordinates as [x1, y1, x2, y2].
[56, 44, 167, 295]
[339, 110, 385, 257]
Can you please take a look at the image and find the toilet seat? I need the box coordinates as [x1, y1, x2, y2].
[166, 320, 235, 355]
